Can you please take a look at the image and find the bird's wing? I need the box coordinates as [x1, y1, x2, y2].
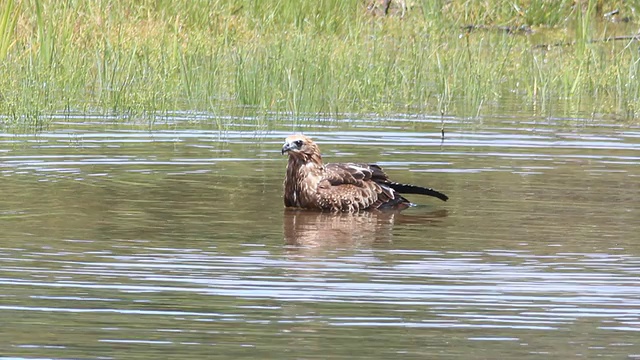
[323, 163, 374, 185]
[337, 163, 449, 202]
[314, 163, 399, 211]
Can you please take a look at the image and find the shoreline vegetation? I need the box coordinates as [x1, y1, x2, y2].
[2, 0, 640, 125]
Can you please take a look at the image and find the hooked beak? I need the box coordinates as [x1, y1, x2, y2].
[281, 142, 292, 155]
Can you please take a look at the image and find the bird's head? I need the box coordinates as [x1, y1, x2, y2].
[282, 134, 322, 163]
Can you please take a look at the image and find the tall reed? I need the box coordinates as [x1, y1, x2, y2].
[1, 0, 640, 124]
[0, 0, 18, 60]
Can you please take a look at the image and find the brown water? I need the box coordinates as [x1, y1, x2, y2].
[0, 113, 639, 359]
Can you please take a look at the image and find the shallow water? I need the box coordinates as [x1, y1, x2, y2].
[0, 113, 639, 359]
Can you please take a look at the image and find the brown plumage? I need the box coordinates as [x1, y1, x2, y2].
[281, 134, 448, 212]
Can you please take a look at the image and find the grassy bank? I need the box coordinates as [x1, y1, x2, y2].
[1, 0, 640, 125]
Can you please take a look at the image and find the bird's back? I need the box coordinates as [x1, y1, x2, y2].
[320, 162, 410, 211]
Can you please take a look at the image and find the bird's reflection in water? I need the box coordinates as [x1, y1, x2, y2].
[283, 208, 448, 250]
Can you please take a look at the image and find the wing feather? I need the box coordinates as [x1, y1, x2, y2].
[313, 163, 404, 211]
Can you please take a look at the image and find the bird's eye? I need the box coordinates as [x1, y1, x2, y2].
[294, 140, 303, 147]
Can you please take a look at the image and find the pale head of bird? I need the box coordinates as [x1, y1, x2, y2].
[281, 134, 322, 163]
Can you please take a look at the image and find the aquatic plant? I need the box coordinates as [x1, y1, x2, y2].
[0, 0, 639, 124]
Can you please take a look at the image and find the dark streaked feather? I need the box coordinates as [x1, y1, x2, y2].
[387, 182, 449, 202]
[319, 162, 448, 208]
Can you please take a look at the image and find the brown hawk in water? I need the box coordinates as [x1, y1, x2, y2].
[281, 134, 448, 212]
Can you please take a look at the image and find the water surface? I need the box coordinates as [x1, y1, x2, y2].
[0, 113, 639, 359]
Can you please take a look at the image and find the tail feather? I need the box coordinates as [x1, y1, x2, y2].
[389, 182, 449, 202]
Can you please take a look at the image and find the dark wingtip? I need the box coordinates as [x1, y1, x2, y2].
[436, 191, 449, 202]
[389, 182, 449, 202]
[423, 188, 448, 202]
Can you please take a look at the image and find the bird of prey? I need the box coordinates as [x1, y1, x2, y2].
[281, 134, 448, 212]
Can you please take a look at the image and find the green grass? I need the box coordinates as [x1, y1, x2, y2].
[1, 0, 640, 125]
